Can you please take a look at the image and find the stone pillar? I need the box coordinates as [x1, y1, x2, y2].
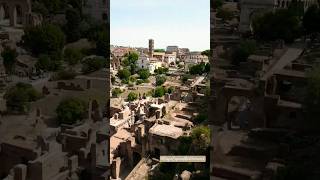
[164, 93, 170, 101]
[0, 5, 5, 21]
[155, 110, 161, 119]
[10, 5, 17, 27]
[88, 99, 92, 121]
[111, 157, 121, 179]
[90, 144, 97, 180]
[68, 155, 78, 173]
[78, 148, 87, 167]
[90, 144, 97, 169]
[13, 164, 27, 180]
[126, 140, 133, 167]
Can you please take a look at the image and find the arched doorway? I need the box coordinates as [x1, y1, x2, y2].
[14, 4, 23, 25]
[154, 148, 160, 159]
[0, 3, 9, 25]
[227, 96, 252, 130]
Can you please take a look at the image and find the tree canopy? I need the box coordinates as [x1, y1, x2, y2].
[303, 5, 320, 37]
[154, 67, 169, 75]
[138, 68, 150, 80]
[156, 75, 166, 86]
[118, 68, 131, 80]
[56, 98, 87, 125]
[65, 8, 81, 42]
[305, 67, 320, 130]
[1, 47, 17, 74]
[112, 88, 123, 98]
[189, 62, 210, 75]
[22, 23, 65, 56]
[4, 83, 41, 113]
[231, 40, 257, 65]
[252, 9, 301, 43]
[127, 92, 138, 101]
[153, 86, 166, 97]
[81, 57, 106, 74]
[216, 8, 233, 21]
[64, 48, 83, 65]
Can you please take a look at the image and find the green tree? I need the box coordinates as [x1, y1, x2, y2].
[126, 52, 139, 64]
[1, 47, 17, 74]
[182, 74, 192, 83]
[189, 62, 210, 75]
[95, 30, 109, 57]
[212, 0, 224, 10]
[190, 126, 211, 154]
[305, 67, 320, 130]
[56, 98, 87, 125]
[129, 76, 136, 82]
[32, 1, 49, 17]
[154, 49, 165, 52]
[22, 23, 65, 56]
[112, 88, 122, 97]
[138, 68, 150, 80]
[288, 0, 305, 17]
[33, 0, 67, 13]
[205, 63, 210, 73]
[4, 83, 41, 113]
[64, 48, 83, 65]
[252, 9, 301, 43]
[201, 49, 211, 58]
[68, 0, 83, 14]
[194, 114, 208, 124]
[231, 40, 257, 65]
[81, 57, 106, 74]
[303, 5, 320, 39]
[127, 92, 138, 101]
[167, 86, 175, 94]
[118, 68, 131, 80]
[65, 8, 81, 42]
[35, 54, 51, 71]
[216, 8, 233, 21]
[52, 69, 77, 80]
[156, 75, 166, 86]
[154, 67, 169, 75]
[177, 136, 193, 155]
[153, 86, 166, 97]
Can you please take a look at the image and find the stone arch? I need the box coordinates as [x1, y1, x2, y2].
[286, 0, 290, 7]
[211, 83, 266, 130]
[0, 3, 9, 23]
[14, 4, 23, 25]
[0, 0, 31, 27]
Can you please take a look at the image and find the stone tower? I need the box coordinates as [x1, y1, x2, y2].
[149, 39, 154, 58]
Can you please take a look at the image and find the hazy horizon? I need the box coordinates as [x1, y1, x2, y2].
[110, 0, 210, 51]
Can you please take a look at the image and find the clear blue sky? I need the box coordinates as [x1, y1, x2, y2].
[110, 0, 210, 51]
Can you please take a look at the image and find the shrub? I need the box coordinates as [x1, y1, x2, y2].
[56, 98, 87, 125]
[127, 92, 138, 101]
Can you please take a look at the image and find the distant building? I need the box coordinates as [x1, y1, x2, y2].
[153, 52, 165, 62]
[166, 46, 179, 55]
[149, 39, 154, 58]
[137, 53, 150, 70]
[184, 52, 209, 71]
[137, 53, 162, 74]
[164, 53, 177, 65]
[111, 47, 136, 58]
